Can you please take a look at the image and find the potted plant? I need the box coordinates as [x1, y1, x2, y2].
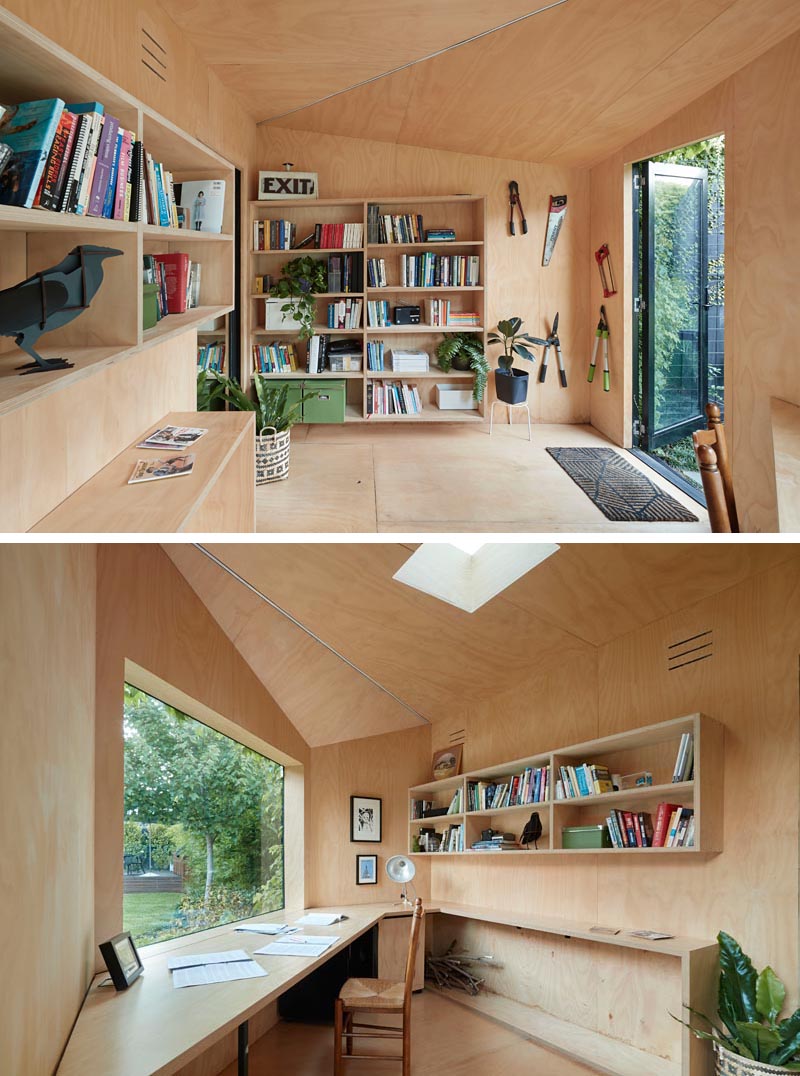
[200, 371, 314, 483]
[675, 931, 800, 1072]
[435, 332, 490, 402]
[489, 317, 541, 404]
[269, 255, 327, 340]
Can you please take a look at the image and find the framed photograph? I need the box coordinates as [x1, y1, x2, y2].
[432, 745, 463, 781]
[356, 854, 378, 885]
[98, 931, 144, 991]
[350, 795, 382, 842]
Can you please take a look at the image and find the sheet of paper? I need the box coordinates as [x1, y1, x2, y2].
[167, 949, 251, 970]
[235, 923, 297, 935]
[172, 960, 268, 988]
[290, 935, 339, 946]
[255, 942, 332, 959]
[296, 912, 348, 926]
[628, 930, 674, 940]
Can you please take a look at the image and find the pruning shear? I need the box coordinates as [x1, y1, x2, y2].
[587, 305, 610, 391]
[533, 312, 567, 388]
[508, 181, 527, 236]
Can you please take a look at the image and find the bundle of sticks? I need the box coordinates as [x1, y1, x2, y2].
[425, 942, 502, 995]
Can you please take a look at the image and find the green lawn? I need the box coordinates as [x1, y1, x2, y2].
[123, 893, 181, 945]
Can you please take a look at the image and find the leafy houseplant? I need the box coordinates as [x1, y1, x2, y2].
[675, 932, 800, 1072]
[436, 333, 490, 403]
[204, 372, 309, 434]
[269, 256, 327, 340]
[488, 317, 542, 405]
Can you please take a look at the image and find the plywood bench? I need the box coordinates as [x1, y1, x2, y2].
[31, 410, 255, 532]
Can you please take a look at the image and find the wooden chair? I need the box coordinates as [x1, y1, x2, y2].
[692, 403, 739, 532]
[334, 898, 424, 1076]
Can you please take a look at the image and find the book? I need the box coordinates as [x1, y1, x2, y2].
[34, 109, 75, 211]
[0, 98, 65, 208]
[629, 930, 674, 941]
[87, 113, 119, 216]
[153, 253, 191, 314]
[296, 912, 349, 926]
[137, 426, 208, 450]
[68, 102, 105, 216]
[652, 802, 682, 847]
[128, 455, 196, 483]
[180, 183, 225, 234]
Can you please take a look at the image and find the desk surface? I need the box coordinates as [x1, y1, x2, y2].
[57, 904, 427, 1076]
[58, 902, 714, 1076]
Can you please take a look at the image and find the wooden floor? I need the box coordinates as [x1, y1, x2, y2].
[256, 422, 708, 533]
[235, 990, 602, 1075]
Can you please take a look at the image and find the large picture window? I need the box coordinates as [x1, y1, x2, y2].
[123, 684, 284, 946]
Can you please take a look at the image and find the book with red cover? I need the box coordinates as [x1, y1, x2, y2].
[652, 802, 681, 847]
[153, 253, 190, 314]
[34, 110, 74, 211]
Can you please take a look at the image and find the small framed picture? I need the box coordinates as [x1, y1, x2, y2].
[98, 932, 144, 991]
[432, 745, 463, 781]
[356, 854, 378, 885]
[350, 795, 382, 842]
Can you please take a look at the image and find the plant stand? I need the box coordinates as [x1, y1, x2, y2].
[490, 400, 531, 441]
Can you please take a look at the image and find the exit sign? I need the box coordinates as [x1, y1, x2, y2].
[258, 171, 319, 200]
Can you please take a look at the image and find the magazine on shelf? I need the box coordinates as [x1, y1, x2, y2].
[137, 426, 208, 450]
[128, 455, 196, 484]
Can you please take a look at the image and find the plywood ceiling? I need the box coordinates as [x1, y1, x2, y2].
[164, 543, 796, 747]
[158, 0, 800, 166]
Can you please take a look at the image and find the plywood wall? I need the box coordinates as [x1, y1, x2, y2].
[0, 545, 97, 1076]
[305, 727, 432, 907]
[94, 544, 310, 953]
[589, 29, 800, 532]
[260, 126, 592, 423]
[424, 555, 800, 1014]
[2, 0, 257, 167]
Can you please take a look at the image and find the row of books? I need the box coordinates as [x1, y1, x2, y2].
[253, 342, 300, 374]
[555, 762, 614, 800]
[366, 340, 386, 371]
[253, 219, 295, 250]
[672, 733, 695, 782]
[327, 253, 364, 294]
[447, 788, 463, 814]
[367, 380, 422, 416]
[470, 835, 520, 852]
[605, 804, 695, 849]
[313, 222, 363, 249]
[0, 97, 205, 226]
[308, 336, 363, 374]
[367, 300, 392, 328]
[366, 258, 389, 288]
[143, 253, 200, 318]
[367, 205, 425, 244]
[429, 824, 464, 853]
[467, 765, 551, 812]
[401, 253, 481, 288]
[197, 343, 226, 373]
[424, 300, 480, 327]
[253, 274, 272, 294]
[389, 349, 429, 373]
[327, 298, 362, 330]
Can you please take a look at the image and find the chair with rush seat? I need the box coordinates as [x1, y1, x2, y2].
[691, 402, 739, 532]
[333, 898, 424, 1075]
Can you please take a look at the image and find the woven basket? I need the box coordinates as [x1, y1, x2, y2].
[716, 1044, 795, 1075]
[255, 426, 291, 485]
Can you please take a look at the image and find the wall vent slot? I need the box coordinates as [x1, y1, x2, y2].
[141, 28, 167, 82]
[449, 728, 466, 746]
[667, 629, 713, 671]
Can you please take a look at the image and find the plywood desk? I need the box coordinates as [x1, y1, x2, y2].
[57, 904, 435, 1076]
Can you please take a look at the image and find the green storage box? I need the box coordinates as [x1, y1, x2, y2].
[561, 824, 612, 850]
[302, 379, 346, 424]
[142, 283, 160, 331]
[265, 379, 303, 414]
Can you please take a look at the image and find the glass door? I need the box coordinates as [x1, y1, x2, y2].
[638, 161, 709, 450]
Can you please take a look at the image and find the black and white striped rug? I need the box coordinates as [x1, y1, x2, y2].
[546, 447, 699, 523]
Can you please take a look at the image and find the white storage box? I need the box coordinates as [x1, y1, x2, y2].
[435, 383, 478, 410]
[263, 298, 304, 330]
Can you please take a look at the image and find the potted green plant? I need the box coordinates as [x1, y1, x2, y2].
[269, 255, 327, 340]
[489, 317, 541, 405]
[435, 332, 490, 402]
[201, 371, 314, 483]
[675, 932, 800, 1072]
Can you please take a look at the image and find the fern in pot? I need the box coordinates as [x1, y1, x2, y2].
[675, 932, 800, 1073]
[489, 317, 541, 404]
[435, 332, 490, 402]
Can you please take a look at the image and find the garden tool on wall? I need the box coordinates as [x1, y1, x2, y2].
[587, 305, 610, 392]
[542, 194, 567, 265]
[534, 312, 568, 388]
[595, 243, 618, 297]
[508, 180, 527, 235]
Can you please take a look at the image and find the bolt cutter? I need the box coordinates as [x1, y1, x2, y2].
[508, 180, 528, 236]
[587, 305, 610, 392]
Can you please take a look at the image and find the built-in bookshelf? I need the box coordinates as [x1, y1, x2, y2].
[0, 6, 235, 417]
[247, 195, 486, 423]
[408, 714, 723, 857]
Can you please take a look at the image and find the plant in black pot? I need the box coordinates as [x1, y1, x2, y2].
[489, 317, 541, 405]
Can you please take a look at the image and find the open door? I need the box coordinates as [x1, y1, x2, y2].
[638, 161, 709, 451]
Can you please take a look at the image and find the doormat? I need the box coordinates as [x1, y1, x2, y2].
[546, 447, 699, 522]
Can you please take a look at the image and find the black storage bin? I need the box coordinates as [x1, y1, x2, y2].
[277, 925, 378, 1022]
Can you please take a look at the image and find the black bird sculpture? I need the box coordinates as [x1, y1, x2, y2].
[0, 244, 123, 374]
[520, 811, 543, 850]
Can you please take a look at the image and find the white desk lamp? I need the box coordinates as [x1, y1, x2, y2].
[385, 855, 417, 908]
